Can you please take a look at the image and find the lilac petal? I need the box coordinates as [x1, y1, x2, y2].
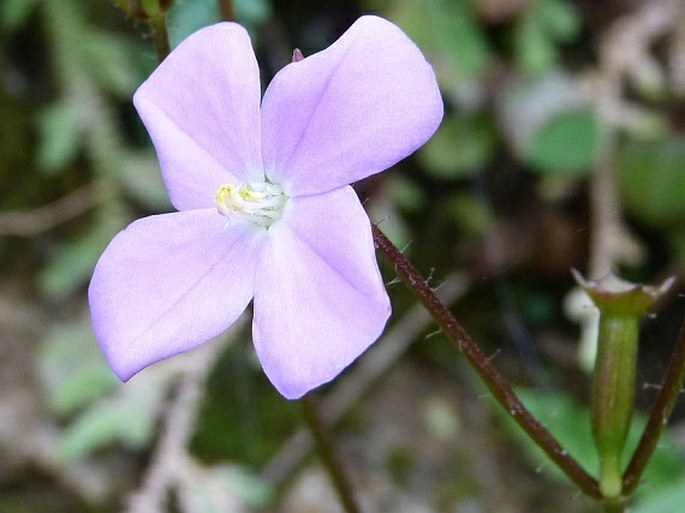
[261, 15, 443, 196]
[252, 186, 391, 399]
[89, 210, 263, 381]
[134, 23, 263, 211]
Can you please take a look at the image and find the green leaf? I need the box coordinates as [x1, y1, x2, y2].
[57, 365, 174, 461]
[419, 114, 495, 179]
[39, 315, 118, 416]
[496, 389, 685, 491]
[445, 192, 490, 238]
[39, 203, 128, 299]
[391, 0, 491, 78]
[119, 151, 172, 209]
[0, 0, 38, 32]
[167, 0, 270, 49]
[513, 0, 581, 73]
[388, 174, 424, 212]
[80, 32, 142, 97]
[618, 137, 685, 226]
[191, 342, 300, 467]
[499, 389, 598, 479]
[58, 390, 157, 461]
[526, 109, 599, 174]
[538, 0, 581, 41]
[234, 0, 272, 26]
[632, 475, 685, 513]
[35, 100, 83, 173]
[514, 11, 556, 73]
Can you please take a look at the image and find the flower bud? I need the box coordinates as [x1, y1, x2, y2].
[573, 270, 673, 499]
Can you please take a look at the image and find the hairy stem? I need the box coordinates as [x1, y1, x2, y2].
[372, 224, 601, 499]
[301, 394, 362, 513]
[623, 319, 685, 494]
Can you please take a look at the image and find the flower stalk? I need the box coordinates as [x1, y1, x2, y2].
[147, 11, 170, 62]
[573, 270, 674, 501]
[592, 312, 638, 499]
[217, 0, 234, 21]
[301, 394, 362, 513]
[372, 225, 602, 498]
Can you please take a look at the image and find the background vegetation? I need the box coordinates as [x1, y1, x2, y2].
[1, 0, 685, 511]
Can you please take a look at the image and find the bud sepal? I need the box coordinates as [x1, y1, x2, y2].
[573, 270, 673, 499]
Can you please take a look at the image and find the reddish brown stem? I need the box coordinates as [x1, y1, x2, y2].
[372, 224, 601, 499]
[217, 0, 234, 21]
[623, 319, 685, 494]
[301, 394, 362, 513]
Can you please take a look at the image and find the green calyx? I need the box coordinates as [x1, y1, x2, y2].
[572, 270, 673, 500]
[592, 312, 638, 499]
[572, 269, 674, 316]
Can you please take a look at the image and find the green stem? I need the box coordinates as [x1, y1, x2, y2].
[301, 394, 362, 513]
[372, 224, 601, 499]
[148, 14, 170, 61]
[592, 314, 638, 499]
[603, 497, 627, 513]
[623, 319, 685, 494]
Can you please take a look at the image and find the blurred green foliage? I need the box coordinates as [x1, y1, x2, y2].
[618, 137, 685, 226]
[498, 389, 685, 499]
[2, 0, 685, 512]
[168, 0, 271, 47]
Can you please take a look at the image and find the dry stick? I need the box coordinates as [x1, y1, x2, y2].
[301, 394, 363, 513]
[623, 320, 685, 494]
[127, 338, 229, 513]
[372, 224, 602, 499]
[0, 181, 104, 236]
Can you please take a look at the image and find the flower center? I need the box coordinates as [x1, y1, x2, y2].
[215, 180, 288, 228]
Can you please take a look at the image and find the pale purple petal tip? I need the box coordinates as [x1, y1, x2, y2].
[252, 187, 391, 399]
[261, 15, 443, 196]
[134, 22, 263, 211]
[89, 210, 262, 380]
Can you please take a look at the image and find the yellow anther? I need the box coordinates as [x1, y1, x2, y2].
[216, 180, 287, 228]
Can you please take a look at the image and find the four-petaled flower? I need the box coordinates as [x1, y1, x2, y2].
[88, 16, 443, 399]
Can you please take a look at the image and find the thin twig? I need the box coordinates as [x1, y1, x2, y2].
[372, 224, 602, 499]
[0, 181, 105, 237]
[217, 0, 234, 21]
[126, 327, 240, 513]
[149, 14, 171, 60]
[301, 394, 362, 513]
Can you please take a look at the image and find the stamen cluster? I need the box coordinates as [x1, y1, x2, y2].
[216, 181, 287, 227]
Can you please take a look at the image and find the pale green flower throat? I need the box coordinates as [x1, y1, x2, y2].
[215, 180, 288, 228]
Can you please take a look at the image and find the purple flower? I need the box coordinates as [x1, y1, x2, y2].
[88, 16, 442, 399]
